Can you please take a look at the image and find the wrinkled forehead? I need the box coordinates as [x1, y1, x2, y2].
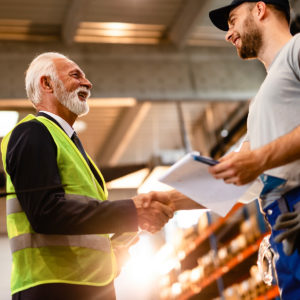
[53, 57, 85, 76]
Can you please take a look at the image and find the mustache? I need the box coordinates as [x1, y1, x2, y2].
[76, 87, 91, 99]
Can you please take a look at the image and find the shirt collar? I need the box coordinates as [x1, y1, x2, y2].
[39, 111, 74, 138]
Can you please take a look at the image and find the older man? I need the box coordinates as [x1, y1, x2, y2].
[209, 0, 300, 298]
[1, 52, 174, 300]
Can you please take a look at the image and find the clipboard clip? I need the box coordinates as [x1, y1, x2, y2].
[192, 154, 219, 166]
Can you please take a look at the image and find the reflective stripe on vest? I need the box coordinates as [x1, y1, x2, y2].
[6, 198, 22, 215]
[7, 195, 111, 253]
[6, 194, 99, 215]
[10, 233, 111, 253]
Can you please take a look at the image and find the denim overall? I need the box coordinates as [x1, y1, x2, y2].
[261, 175, 300, 299]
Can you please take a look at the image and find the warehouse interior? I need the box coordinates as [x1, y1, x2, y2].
[0, 0, 300, 299]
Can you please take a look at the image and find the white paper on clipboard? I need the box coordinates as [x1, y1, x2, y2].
[158, 152, 263, 217]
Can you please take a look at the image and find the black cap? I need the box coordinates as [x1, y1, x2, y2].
[209, 0, 290, 31]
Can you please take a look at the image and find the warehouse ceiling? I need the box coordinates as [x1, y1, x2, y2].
[0, 0, 299, 181]
[0, 0, 228, 47]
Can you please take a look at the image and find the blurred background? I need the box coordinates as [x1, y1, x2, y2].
[1, 0, 300, 299]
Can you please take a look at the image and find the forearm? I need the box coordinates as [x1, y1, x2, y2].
[209, 129, 300, 186]
[33, 196, 138, 235]
[254, 125, 300, 172]
[167, 190, 205, 211]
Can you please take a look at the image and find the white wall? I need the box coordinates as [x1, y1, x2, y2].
[0, 236, 11, 299]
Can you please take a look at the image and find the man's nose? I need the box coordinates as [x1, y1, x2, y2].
[225, 28, 233, 42]
[81, 77, 93, 90]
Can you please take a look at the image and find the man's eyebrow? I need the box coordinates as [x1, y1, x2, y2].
[228, 13, 236, 25]
[70, 68, 85, 77]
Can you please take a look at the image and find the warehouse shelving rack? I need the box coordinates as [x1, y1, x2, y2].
[159, 201, 280, 300]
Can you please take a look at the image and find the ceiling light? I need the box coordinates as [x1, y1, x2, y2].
[95, 22, 131, 31]
[0, 98, 136, 108]
[89, 98, 136, 107]
[79, 22, 165, 31]
[220, 129, 229, 137]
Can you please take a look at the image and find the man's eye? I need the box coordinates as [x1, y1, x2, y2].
[71, 73, 79, 78]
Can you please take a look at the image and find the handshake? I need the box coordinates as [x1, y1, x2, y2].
[132, 191, 175, 234]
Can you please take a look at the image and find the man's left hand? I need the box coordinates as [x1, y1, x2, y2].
[209, 150, 264, 185]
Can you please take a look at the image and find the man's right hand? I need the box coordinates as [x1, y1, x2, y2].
[132, 192, 174, 234]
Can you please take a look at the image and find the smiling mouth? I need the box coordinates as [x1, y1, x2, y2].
[233, 36, 240, 47]
[77, 91, 89, 101]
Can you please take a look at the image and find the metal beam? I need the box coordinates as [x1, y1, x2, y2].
[168, 0, 208, 48]
[97, 103, 151, 167]
[0, 42, 266, 101]
[62, 0, 85, 45]
[0, 98, 137, 109]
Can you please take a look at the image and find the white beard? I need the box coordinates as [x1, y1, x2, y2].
[54, 79, 90, 117]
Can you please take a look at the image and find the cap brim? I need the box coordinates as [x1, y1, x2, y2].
[209, 4, 238, 31]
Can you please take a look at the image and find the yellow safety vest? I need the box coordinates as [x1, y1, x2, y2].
[1, 114, 117, 295]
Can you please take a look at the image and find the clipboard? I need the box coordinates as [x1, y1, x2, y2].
[159, 152, 262, 216]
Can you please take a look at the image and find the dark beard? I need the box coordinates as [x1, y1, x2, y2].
[238, 16, 262, 59]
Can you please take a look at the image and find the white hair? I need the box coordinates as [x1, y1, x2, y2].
[25, 52, 70, 106]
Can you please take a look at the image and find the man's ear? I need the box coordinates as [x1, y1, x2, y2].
[255, 1, 267, 20]
[40, 76, 54, 93]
